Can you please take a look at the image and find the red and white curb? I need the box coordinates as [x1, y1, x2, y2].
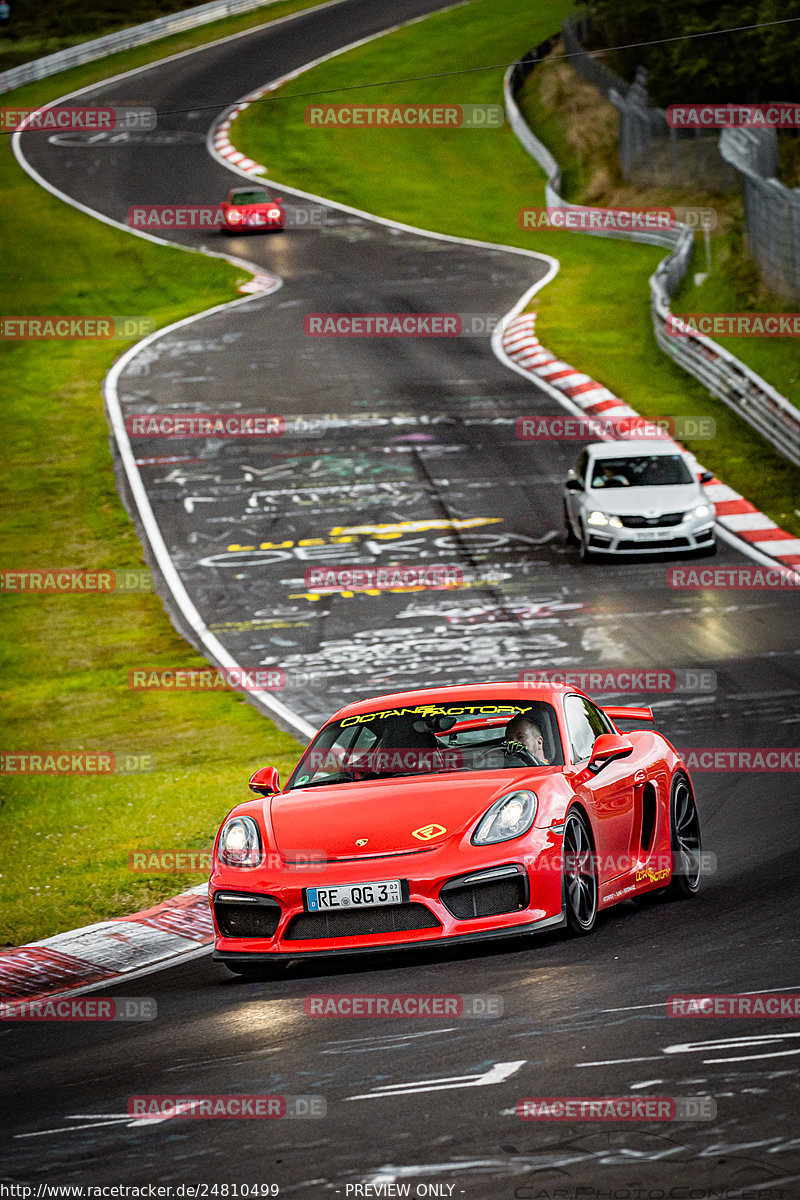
[213, 99, 267, 176]
[0, 886, 213, 1003]
[503, 311, 800, 573]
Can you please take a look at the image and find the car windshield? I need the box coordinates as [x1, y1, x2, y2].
[230, 191, 270, 205]
[286, 700, 565, 789]
[590, 454, 694, 488]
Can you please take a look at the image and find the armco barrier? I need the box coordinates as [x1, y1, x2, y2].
[506, 37, 800, 469]
[0, 0, 286, 93]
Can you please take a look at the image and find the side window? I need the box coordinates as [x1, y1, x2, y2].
[564, 696, 613, 762]
[576, 450, 589, 485]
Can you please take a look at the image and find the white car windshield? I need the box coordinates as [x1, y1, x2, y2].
[590, 454, 694, 488]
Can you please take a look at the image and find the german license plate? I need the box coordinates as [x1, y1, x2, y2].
[638, 528, 673, 540]
[304, 879, 403, 912]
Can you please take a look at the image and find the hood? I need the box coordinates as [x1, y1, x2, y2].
[582, 483, 703, 516]
[269, 772, 539, 859]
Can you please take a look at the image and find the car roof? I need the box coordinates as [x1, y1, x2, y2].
[328, 681, 577, 723]
[587, 440, 688, 459]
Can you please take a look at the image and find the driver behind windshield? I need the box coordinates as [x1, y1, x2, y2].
[503, 715, 549, 766]
[592, 462, 630, 488]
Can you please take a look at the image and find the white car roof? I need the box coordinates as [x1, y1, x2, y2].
[587, 440, 687, 459]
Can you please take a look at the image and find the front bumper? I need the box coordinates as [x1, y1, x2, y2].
[213, 911, 566, 964]
[584, 517, 715, 554]
[209, 832, 564, 960]
[224, 214, 284, 231]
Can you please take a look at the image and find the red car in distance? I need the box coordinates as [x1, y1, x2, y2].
[209, 682, 702, 976]
[219, 186, 285, 232]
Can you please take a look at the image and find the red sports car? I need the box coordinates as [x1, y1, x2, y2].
[219, 187, 285, 232]
[209, 683, 702, 975]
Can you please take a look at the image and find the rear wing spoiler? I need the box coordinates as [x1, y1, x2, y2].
[604, 705, 655, 724]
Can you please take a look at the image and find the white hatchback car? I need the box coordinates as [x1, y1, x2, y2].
[564, 441, 716, 561]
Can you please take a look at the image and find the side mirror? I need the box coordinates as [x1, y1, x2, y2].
[587, 734, 633, 774]
[249, 766, 280, 796]
[565, 478, 582, 492]
[699, 470, 714, 484]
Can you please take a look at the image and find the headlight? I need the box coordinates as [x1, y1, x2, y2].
[217, 816, 261, 867]
[267, 208, 281, 219]
[587, 510, 623, 528]
[688, 503, 711, 519]
[226, 210, 242, 223]
[472, 790, 538, 845]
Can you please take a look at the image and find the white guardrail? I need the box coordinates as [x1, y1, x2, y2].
[0, 0, 283, 93]
[505, 45, 800, 469]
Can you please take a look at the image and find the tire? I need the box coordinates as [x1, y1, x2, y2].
[564, 502, 578, 545]
[666, 774, 702, 899]
[578, 534, 596, 564]
[563, 809, 598, 935]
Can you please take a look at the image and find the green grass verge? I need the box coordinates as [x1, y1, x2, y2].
[233, 0, 800, 537]
[0, 3, 323, 947]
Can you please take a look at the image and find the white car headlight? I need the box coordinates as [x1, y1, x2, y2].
[217, 816, 262, 867]
[472, 790, 538, 845]
[587, 510, 623, 528]
[688, 503, 711, 519]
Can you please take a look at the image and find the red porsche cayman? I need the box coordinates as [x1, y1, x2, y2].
[209, 683, 702, 975]
[219, 186, 285, 232]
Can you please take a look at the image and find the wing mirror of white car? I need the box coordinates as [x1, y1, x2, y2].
[565, 478, 583, 492]
[699, 470, 714, 484]
[587, 734, 634, 775]
[249, 766, 280, 795]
